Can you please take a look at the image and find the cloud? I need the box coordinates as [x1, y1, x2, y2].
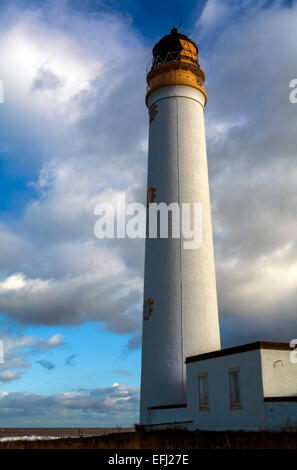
[33, 333, 65, 351]
[32, 68, 61, 92]
[125, 331, 142, 351]
[0, 370, 22, 383]
[0, 223, 31, 270]
[0, 383, 139, 427]
[0, 4, 101, 122]
[0, 329, 65, 381]
[196, 0, 269, 39]
[2, 331, 64, 354]
[196, 0, 230, 29]
[0, 1, 146, 336]
[193, 0, 297, 345]
[107, 369, 134, 376]
[64, 354, 77, 366]
[36, 359, 55, 370]
[0, 270, 142, 331]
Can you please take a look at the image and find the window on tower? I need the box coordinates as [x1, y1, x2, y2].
[149, 103, 158, 124]
[199, 373, 209, 410]
[143, 298, 154, 322]
[146, 186, 156, 208]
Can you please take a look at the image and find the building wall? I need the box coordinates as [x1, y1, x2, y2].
[142, 347, 297, 431]
[265, 402, 297, 431]
[145, 406, 190, 430]
[186, 349, 266, 431]
[260, 349, 297, 398]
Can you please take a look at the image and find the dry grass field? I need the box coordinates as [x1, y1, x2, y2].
[0, 430, 297, 449]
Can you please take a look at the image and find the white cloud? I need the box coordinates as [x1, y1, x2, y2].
[0, 8, 101, 122]
[197, 0, 268, 36]
[0, 273, 50, 293]
[0, 384, 139, 426]
[3, 331, 64, 354]
[197, 0, 230, 29]
[0, 370, 21, 382]
[0, 329, 65, 382]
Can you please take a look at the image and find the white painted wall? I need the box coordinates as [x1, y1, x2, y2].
[140, 85, 221, 424]
[265, 402, 297, 431]
[146, 406, 190, 429]
[260, 349, 297, 398]
[186, 350, 266, 431]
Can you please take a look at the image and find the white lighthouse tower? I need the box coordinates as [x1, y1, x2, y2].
[140, 28, 221, 426]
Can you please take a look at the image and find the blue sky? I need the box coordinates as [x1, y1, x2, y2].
[0, 0, 296, 427]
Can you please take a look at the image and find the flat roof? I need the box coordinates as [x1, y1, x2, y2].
[264, 397, 297, 402]
[148, 403, 187, 410]
[185, 341, 292, 364]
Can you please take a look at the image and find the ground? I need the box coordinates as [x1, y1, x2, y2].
[1, 430, 297, 449]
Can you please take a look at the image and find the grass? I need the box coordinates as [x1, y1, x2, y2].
[0, 430, 297, 449]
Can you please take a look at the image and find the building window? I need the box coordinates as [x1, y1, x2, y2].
[229, 368, 241, 409]
[199, 373, 209, 410]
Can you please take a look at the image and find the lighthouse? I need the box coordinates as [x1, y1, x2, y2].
[139, 28, 221, 426]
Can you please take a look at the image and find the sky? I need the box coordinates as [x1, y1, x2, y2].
[0, 0, 296, 427]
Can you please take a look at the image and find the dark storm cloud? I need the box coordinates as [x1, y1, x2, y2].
[193, 0, 297, 345]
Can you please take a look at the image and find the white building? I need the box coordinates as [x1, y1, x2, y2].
[139, 28, 297, 432]
[146, 342, 297, 432]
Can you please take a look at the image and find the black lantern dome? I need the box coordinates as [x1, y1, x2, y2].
[152, 27, 199, 68]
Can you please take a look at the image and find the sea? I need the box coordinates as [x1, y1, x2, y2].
[0, 428, 133, 442]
